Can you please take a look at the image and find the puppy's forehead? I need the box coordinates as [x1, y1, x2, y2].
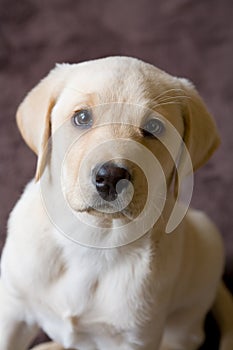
[52, 57, 182, 128]
[60, 57, 178, 104]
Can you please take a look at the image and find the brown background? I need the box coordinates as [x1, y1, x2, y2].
[0, 0, 232, 348]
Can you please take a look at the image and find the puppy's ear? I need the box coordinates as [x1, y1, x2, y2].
[166, 79, 220, 233]
[179, 78, 220, 170]
[16, 65, 69, 181]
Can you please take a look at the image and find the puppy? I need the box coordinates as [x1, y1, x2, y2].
[0, 57, 233, 350]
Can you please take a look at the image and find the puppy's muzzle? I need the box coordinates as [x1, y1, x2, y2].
[93, 162, 131, 202]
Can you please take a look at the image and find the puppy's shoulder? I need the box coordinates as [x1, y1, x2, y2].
[7, 180, 46, 238]
[1, 180, 63, 296]
[184, 208, 224, 262]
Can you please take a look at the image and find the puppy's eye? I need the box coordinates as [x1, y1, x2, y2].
[142, 118, 165, 138]
[72, 109, 93, 128]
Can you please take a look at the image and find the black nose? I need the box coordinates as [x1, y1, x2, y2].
[93, 162, 131, 201]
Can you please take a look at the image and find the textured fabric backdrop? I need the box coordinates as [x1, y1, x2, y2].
[0, 0, 232, 348]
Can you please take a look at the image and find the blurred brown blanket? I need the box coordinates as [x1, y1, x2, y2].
[0, 0, 232, 348]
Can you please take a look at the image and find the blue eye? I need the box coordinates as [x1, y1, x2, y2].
[72, 109, 93, 128]
[142, 118, 165, 138]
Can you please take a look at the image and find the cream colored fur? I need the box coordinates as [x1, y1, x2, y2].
[0, 57, 232, 350]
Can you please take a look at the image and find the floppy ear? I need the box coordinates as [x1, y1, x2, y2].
[166, 79, 220, 233]
[16, 65, 69, 181]
[179, 78, 220, 171]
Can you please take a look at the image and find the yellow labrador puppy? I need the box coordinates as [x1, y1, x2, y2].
[0, 57, 233, 350]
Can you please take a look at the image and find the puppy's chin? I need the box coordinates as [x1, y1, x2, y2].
[67, 199, 136, 221]
[70, 201, 144, 223]
[71, 205, 129, 219]
[65, 189, 146, 220]
[85, 208, 129, 219]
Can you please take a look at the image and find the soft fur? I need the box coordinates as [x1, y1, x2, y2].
[0, 57, 233, 350]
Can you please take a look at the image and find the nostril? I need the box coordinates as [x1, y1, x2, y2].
[95, 165, 109, 187]
[95, 176, 105, 184]
[119, 168, 131, 182]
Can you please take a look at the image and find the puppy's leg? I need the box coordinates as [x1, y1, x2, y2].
[159, 305, 206, 350]
[0, 279, 39, 350]
[30, 342, 64, 350]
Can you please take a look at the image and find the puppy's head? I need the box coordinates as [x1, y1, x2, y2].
[16, 57, 220, 227]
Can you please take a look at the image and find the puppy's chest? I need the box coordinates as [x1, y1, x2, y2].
[35, 248, 153, 346]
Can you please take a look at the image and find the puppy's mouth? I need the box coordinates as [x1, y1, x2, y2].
[75, 185, 148, 221]
[77, 188, 136, 219]
[66, 162, 148, 220]
[81, 206, 132, 219]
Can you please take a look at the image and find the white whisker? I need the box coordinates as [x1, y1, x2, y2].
[154, 88, 186, 101]
[153, 101, 187, 108]
[156, 95, 191, 104]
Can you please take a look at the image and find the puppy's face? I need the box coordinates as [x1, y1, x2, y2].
[16, 57, 220, 227]
[49, 64, 184, 220]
